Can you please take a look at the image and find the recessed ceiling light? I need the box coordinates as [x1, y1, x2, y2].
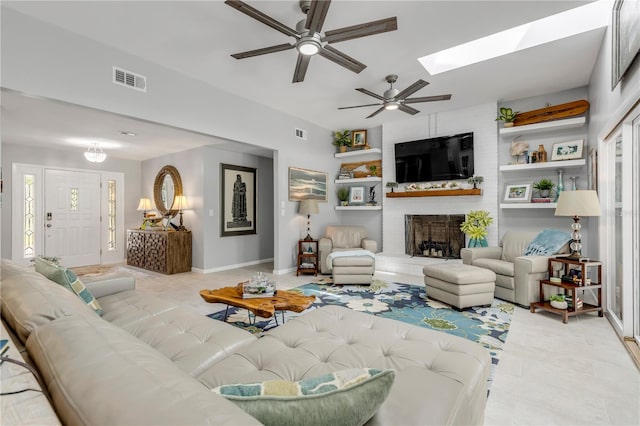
[120, 131, 137, 136]
[418, 0, 609, 75]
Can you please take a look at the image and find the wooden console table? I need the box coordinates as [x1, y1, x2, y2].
[127, 229, 192, 274]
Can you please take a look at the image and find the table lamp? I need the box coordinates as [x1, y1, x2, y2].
[299, 199, 319, 241]
[136, 198, 152, 219]
[173, 195, 190, 231]
[554, 190, 601, 259]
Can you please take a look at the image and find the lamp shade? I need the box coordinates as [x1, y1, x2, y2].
[554, 190, 601, 217]
[299, 200, 319, 215]
[136, 198, 152, 211]
[173, 195, 189, 211]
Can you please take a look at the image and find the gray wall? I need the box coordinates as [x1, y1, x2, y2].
[1, 143, 142, 259]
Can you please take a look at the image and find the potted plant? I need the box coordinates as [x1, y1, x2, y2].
[533, 178, 555, 198]
[369, 165, 378, 176]
[337, 187, 349, 206]
[385, 181, 398, 193]
[549, 294, 568, 310]
[495, 107, 518, 127]
[332, 130, 351, 153]
[460, 210, 493, 248]
[467, 175, 484, 189]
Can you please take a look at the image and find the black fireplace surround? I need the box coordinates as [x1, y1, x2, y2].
[405, 214, 466, 259]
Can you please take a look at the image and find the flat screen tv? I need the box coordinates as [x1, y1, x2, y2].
[395, 132, 474, 184]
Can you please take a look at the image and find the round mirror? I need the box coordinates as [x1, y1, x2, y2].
[153, 165, 183, 217]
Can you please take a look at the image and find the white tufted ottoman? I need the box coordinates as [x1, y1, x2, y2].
[423, 263, 496, 310]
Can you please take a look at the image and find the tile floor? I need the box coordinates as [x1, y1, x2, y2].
[130, 262, 640, 426]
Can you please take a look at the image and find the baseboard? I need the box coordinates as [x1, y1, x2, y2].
[273, 267, 296, 275]
[199, 258, 274, 274]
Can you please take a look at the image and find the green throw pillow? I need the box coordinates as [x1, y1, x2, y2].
[34, 258, 103, 316]
[212, 368, 395, 426]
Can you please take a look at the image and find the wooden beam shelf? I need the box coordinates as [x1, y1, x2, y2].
[386, 188, 482, 198]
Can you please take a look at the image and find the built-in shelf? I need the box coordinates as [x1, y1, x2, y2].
[499, 158, 586, 172]
[335, 176, 382, 184]
[501, 203, 558, 209]
[386, 188, 482, 198]
[499, 117, 586, 136]
[334, 148, 382, 158]
[335, 205, 382, 211]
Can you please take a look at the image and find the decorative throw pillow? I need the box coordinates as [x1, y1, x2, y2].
[212, 368, 395, 426]
[34, 257, 104, 316]
[524, 229, 572, 256]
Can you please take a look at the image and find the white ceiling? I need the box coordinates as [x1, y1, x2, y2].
[1, 1, 605, 161]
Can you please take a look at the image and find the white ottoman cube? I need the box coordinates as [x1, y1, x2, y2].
[423, 263, 496, 309]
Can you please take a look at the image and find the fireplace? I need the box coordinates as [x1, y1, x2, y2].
[405, 215, 465, 259]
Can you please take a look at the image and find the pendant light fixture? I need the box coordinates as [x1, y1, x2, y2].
[84, 143, 107, 163]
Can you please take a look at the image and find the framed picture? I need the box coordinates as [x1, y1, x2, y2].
[349, 186, 366, 205]
[551, 139, 584, 161]
[503, 183, 532, 203]
[351, 129, 367, 147]
[288, 167, 327, 201]
[612, 0, 640, 90]
[221, 163, 256, 237]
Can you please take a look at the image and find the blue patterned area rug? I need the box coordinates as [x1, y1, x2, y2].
[207, 279, 513, 386]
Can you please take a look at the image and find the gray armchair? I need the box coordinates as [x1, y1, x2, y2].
[319, 225, 377, 284]
[461, 230, 568, 307]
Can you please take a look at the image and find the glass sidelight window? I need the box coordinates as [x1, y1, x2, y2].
[107, 180, 117, 251]
[23, 174, 36, 258]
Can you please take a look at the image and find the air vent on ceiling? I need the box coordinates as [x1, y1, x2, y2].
[113, 66, 146, 92]
[295, 128, 307, 140]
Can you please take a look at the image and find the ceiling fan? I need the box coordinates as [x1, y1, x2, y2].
[339, 75, 452, 118]
[225, 0, 397, 83]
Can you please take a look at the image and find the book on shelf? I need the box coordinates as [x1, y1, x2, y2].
[531, 198, 553, 203]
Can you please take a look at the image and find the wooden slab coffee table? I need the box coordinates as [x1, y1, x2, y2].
[200, 284, 315, 325]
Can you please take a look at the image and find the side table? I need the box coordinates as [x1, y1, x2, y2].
[530, 256, 603, 324]
[296, 239, 318, 276]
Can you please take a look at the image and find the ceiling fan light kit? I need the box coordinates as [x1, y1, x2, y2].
[84, 144, 107, 163]
[225, 0, 397, 83]
[339, 74, 452, 118]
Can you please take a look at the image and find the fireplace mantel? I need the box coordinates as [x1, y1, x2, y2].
[386, 188, 482, 198]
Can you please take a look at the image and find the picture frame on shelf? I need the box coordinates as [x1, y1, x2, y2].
[351, 129, 367, 148]
[348, 186, 366, 205]
[503, 183, 533, 203]
[612, 0, 640, 90]
[288, 167, 328, 201]
[221, 163, 257, 237]
[550, 139, 584, 161]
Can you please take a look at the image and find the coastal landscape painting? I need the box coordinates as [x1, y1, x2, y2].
[289, 167, 328, 201]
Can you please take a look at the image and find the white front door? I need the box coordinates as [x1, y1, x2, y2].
[44, 169, 101, 267]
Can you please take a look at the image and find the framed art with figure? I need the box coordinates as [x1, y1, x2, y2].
[348, 186, 366, 205]
[221, 163, 256, 237]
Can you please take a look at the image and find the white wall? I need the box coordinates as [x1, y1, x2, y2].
[381, 102, 499, 255]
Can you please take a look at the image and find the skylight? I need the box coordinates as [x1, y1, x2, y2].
[418, 0, 611, 75]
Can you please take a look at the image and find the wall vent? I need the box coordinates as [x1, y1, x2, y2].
[295, 128, 307, 140]
[113, 66, 147, 92]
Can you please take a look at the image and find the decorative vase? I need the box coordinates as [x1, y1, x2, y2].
[339, 146, 347, 153]
[540, 189, 550, 198]
[468, 237, 488, 248]
[555, 168, 564, 202]
[550, 300, 568, 310]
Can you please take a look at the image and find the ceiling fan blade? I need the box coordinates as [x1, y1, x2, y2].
[404, 94, 452, 104]
[231, 43, 295, 59]
[305, 0, 331, 34]
[338, 102, 383, 110]
[292, 53, 312, 83]
[323, 17, 397, 44]
[318, 45, 366, 74]
[366, 106, 387, 119]
[398, 104, 420, 115]
[355, 88, 385, 101]
[395, 80, 429, 100]
[225, 0, 299, 38]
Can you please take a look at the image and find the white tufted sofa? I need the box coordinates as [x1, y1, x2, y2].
[1, 259, 490, 425]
